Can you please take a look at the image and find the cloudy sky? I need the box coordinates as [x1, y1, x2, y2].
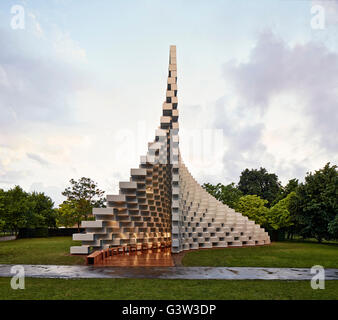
[0, 0, 337, 206]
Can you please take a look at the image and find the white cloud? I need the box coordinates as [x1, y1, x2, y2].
[213, 31, 338, 185]
[26, 152, 49, 166]
[1, 10, 337, 208]
[0, 15, 91, 203]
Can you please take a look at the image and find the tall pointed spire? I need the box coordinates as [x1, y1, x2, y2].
[70, 46, 270, 255]
[161, 45, 178, 128]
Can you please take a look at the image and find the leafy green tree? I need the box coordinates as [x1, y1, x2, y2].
[57, 200, 96, 229]
[0, 219, 5, 234]
[273, 178, 299, 205]
[56, 201, 79, 228]
[29, 192, 56, 228]
[202, 182, 243, 209]
[203, 183, 219, 197]
[238, 167, 282, 206]
[61, 177, 105, 229]
[62, 177, 105, 208]
[269, 191, 296, 230]
[328, 215, 338, 238]
[2, 186, 32, 235]
[234, 195, 270, 228]
[292, 163, 337, 243]
[0, 189, 5, 233]
[283, 179, 299, 195]
[0, 187, 57, 233]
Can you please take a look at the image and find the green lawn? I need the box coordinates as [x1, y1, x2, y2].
[1, 238, 338, 300]
[1, 238, 338, 269]
[182, 241, 338, 268]
[0, 277, 337, 300]
[0, 237, 85, 265]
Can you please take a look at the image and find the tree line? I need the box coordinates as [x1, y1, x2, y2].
[203, 163, 338, 243]
[0, 187, 56, 235]
[0, 177, 106, 235]
[1, 164, 336, 242]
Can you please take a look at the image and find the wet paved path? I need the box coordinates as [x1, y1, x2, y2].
[1, 264, 338, 280]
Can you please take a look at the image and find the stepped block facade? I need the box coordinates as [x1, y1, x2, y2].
[70, 45, 270, 255]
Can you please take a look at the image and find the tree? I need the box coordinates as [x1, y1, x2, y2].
[0, 218, 5, 234]
[62, 177, 105, 208]
[328, 215, 338, 239]
[56, 201, 80, 228]
[29, 192, 57, 228]
[234, 195, 270, 228]
[237, 167, 282, 206]
[283, 178, 299, 195]
[0, 189, 5, 233]
[203, 183, 219, 198]
[2, 186, 32, 235]
[292, 163, 338, 243]
[273, 178, 299, 205]
[269, 191, 296, 231]
[202, 182, 243, 209]
[0, 187, 58, 234]
[61, 177, 105, 229]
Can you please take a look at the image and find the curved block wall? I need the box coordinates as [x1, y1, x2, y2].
[70, 46, 270, 255]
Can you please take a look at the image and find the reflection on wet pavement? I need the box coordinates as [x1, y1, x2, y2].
[0, 264, 338, 280]
[95, 248, 174, 267]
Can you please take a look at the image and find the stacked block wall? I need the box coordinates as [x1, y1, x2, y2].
[70, 45, 270, 255]
[173, 161, 270, 252]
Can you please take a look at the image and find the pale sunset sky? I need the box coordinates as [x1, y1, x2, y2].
[0, 0, 337, 205]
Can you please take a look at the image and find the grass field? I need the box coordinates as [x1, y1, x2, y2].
[0, 237, 85, 265]
[0, 238, 337, 300]
[0, 277, 337, 300]
[182, 241, 338, 268]
[1, 237, 338, 268]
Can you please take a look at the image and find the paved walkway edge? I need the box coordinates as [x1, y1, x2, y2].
[0, 264, 338, 280]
